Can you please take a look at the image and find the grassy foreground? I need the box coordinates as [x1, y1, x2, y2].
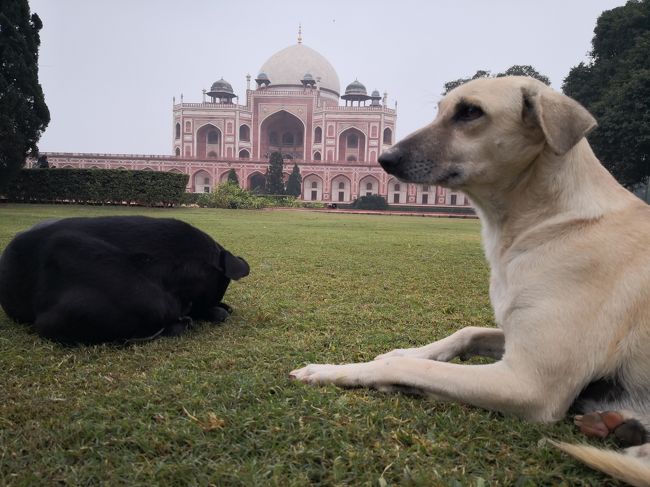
[0, 204, 619, 486]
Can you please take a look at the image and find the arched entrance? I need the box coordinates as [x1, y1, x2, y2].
[303, 174, 323, 201]
[248, 172, 266, 193]
[331, 175, 351, 202]
[193, 170, 212, 193]
[338, 127, 366, 162]
[196, 124, 222, 158]
[260, 110, 305, 160]
[416, 184, 434, 205]
[388, 178, 407, 204]
[359, 175, 379, 197]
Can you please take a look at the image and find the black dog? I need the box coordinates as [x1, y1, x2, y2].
[0, 216, 249, 344]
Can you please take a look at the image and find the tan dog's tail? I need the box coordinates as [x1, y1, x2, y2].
[549, 440, 650, 487]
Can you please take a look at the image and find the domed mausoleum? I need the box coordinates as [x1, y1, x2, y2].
[43, 30, 470, 208]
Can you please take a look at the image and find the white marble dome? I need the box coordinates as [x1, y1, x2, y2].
[258, 44, 341, 95]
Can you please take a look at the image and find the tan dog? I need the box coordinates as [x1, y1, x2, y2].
[290, 76, 650, 485]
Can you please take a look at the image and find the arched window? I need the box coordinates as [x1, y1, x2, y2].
[207, 131, 219, 144]
[282, 132, 294, 145]
[314, 127, 322, 143]
[338, 182, 345, 190]
[239, 149, 250, 159]
[239, 125, 250, 141]
[394, 183, 400, 191]
[311, 181, 318, 189]
[175, 147, 181, 157]
[175, 123, 180, 139]
[347, 134, 358, 148]
[366, 182, 372, 190]
[313, 151, 321, 161]
[383, 128, 392, 144]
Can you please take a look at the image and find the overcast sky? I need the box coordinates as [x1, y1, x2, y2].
[30, 0, 627, 155]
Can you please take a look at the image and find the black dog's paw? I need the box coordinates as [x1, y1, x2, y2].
[163, 316, 193, 337]
[217, 302, 233, 314]
[208, 304, 231, 324]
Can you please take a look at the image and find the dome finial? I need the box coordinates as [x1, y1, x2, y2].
[298, 23, 302, 44]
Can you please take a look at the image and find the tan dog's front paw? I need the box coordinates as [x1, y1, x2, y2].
[289, 364, 342, 385]
[290, 362, 379, 387]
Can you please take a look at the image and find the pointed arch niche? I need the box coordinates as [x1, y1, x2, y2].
[338, 127, 366, 162]
[303, 174, 323, 201]
[260, 110, 305, 160]
[331, 175, 351, 202]
[196, 124, 222, 158]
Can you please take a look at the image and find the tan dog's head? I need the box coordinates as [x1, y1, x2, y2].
[378, 76, 597, 191]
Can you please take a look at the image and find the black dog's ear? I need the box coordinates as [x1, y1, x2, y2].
[219, 251, 250, 280]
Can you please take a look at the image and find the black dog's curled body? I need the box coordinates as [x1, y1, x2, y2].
[0, 216, 250, 344]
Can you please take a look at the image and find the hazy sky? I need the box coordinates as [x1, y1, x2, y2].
[30, 0, 627, 155]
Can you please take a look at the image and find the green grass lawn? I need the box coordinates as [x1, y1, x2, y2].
[0, 204, 619, 486]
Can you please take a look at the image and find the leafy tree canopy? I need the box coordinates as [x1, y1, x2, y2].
[563, 0, 650, 188]
[442, 65, 551, 94]
[0, 0, 50, 189]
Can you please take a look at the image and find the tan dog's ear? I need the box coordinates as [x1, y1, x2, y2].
[522, 88, 597, 155]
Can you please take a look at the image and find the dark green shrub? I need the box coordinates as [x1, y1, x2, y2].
[180, 192, 202, 205]
[197, 183, 266, 209]
[352, 194, 389, 210]
[196, 183, 324, 209]
[226, 168, 239, 185]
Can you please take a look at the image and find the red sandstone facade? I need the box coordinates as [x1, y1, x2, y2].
[43, 36, 470, 208]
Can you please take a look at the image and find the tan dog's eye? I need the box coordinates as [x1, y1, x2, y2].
[454, 103, 484, 122]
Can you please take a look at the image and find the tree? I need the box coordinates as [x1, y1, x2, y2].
[443, 70, 491, 95]
[0, 0, 50, 190]
[265, 151, 285, 194]
[285, 163, 302, 196]
[496, 65, 551, 86]
[563, 0, 650, 188]
[226, 168, 239, 185]
[442, 65, 551, 94]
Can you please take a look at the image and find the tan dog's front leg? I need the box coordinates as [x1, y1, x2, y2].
[374, 326, 504, 362]
[290, 357, 557, 421]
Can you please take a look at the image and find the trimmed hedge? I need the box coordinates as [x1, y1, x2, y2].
[352, 194, 389, 210]
[336, 202, 476, 215]
[2, 169, 189, 206]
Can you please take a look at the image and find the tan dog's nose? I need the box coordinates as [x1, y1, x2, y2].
[378, 148, 402, 173]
